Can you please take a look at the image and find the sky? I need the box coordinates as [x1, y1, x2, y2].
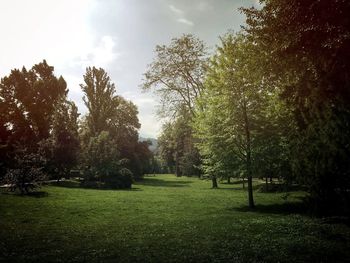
[0, 0, 261, 138]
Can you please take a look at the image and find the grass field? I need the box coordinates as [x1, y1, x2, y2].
[1, 174, 349, 262]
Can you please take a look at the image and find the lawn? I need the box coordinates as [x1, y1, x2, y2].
[1, 174, 349, 262]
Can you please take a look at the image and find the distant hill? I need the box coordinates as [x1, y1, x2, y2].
[139, 137, 158, 153]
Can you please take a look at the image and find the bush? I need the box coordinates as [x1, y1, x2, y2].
[80, 180, 104, 189]
[105, 168, 133, 189]
[81, 132, 134, 189]
[1, 150, 46, 194]
[80, 168, 133, 189]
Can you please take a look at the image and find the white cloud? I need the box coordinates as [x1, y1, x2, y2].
[169, 4, 184, 15]
[77, 35, 121, 70]
[168, 4, 194, 27]
[177, 18, 194, 26]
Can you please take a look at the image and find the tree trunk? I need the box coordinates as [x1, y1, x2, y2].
[247, 176, 254, 208]
[242, 177, 245, 189]
[227, 177, 231, 184]
[243, 99, 255, 208]
[265, 177, 268, 191]
[212, 176, 218, 188]
[175, 152, 180, 177]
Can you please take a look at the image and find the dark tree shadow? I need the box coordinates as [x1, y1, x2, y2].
[118, 187, 142, 191]
[1, 189, 49, 198]
[50, 180, 81, 188]
[221, 180, 245, 185]
[233, 201, 308, 216]
[4, 191, 49, 198]
[50, 180, 143, 191]
[25, 191, 49, 198]
[214, 187, 244, 191]
[216, 183, 264, 191]
[135, 178, 193, 188]
[257, 183, 308, 193]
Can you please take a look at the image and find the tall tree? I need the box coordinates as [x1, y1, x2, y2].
[242, 0, 350, 213]
[157, 122, 177, 174]
[194, 33, 269, 206]
[142, 34, 208, 177]
[0, 60, 67, 151]
[80, 67, 117, 136]
[0, 60, 68, 191]
[80, 67, 150, 185]
[142, 34, 208, 117]
[43, 99, 80, 181]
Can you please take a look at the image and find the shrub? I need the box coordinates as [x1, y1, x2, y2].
[105, 168, 133, 189]
[1, 149, 46, 194]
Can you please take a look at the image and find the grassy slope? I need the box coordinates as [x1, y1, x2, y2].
[0, 174, 349, 263]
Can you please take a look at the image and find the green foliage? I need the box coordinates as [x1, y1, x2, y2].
[1, 147, 46, 194]
[242, 0, 350, 214]
[142, 34, 208, 117]
[157, 115, 201, 177]
[80, 67, 150, 187]
[157, 122, 176, 172]
[0, 60, 68, 190]
[82, 131, 119, 181]
[194, 33, 264, 202]
[106, 168, 134, 189]
[81, 130, 133, 189]
[0, 60, 67, 149]
[142, 34, 207, 177]
[80, 67, 117, 136]
[42, 99, 80, 181]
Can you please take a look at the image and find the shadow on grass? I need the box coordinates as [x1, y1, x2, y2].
[49, 180, 143, 191]
[233, 201, 308, 216]
[50, 180, 81, 188]
[219, 183, 298, 191]
[257, 184, 308, 193]
[135, 177, 193, 188]
[221, 180, 245, 185]
[1, 191, 49, 198]
[216, 183, 264, 191]
[214, 187, 243, 191]
[25, 191, 49, 198]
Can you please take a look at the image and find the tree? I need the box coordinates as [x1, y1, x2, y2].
[80, 67, 117, 136]
[157, 122, 177, 174]
[142, 34, 208, 117]
[142, 34, 208, 177]
[0, 60, 68, 191]
[108, 95, 150, 180]
[0, 60, 67, 150]
[43, 99, 80, 181]
[194, 33, 269, 206]
[80, 66, 148, 186]
[156, 112, 201, 177]
[1, 147, 46, 194]
[82, 131, 133, 189]
[242, 0, 350, 214]
[194, 89, 241, 189]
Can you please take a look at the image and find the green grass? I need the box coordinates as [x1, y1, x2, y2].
[1, 174, 349, 262]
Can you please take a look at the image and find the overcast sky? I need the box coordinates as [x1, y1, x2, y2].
[0, 0, 260, 138]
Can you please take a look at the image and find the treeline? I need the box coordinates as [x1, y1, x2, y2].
[0, 62, 153, 192]
[144, 0, 350, 214]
